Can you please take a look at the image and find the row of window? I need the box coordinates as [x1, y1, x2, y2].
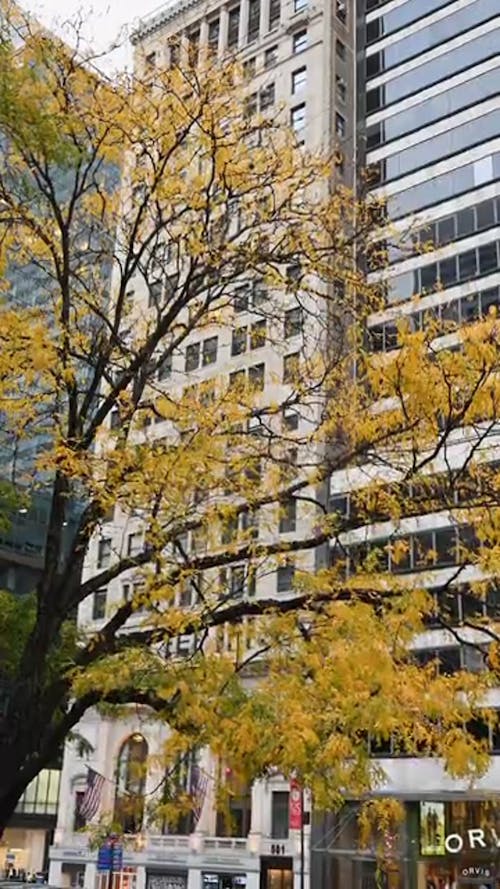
[365, 0, 497, 80]
[370, 107, 500, 186]
[243, 35, 345, 81]
[366, 65, 500, 150]
[91, 558, 296, 620]
[387, 197, 500, 266]
[387, 239, 500, 304]
[365, 0, 456, 47]
[367, 709, 500, 757]
[331, 524, 478, 576]
[329, 462, 499, 528]
[384, 152, 500, 221]
[366, 26, 500, 110]
[367, 284, 500, 353]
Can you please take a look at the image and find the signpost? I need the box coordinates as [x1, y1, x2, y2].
[289, 779, 304, 889]
[97, 836, 123, 889]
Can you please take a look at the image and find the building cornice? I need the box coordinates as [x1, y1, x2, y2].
[130, 0, 203, 45]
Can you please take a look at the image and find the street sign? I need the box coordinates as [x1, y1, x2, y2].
[97, 842, 113, 872]
[111, 844, 123, 872]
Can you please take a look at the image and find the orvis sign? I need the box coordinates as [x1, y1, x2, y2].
[445, 828, 500, 853]
[460, 865, 494, 881]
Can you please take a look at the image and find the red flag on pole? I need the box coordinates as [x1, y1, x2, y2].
[289, 778, 303, 830]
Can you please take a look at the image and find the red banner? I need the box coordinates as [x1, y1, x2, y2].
[289, 778, 303, 830]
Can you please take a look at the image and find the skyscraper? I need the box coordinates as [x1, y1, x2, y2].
[314, 3, 500, 888]
[49, 4, 355, 889]
[50, 3, 500, 889]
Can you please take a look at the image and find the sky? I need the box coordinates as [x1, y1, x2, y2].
[22, 0, 173, 72]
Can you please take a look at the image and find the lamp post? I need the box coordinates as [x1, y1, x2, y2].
[300, 786, 305, 889]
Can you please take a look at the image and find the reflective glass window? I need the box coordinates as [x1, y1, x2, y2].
[368, 0, 499, 72]
[385, 153, 500, 218]
[476, 199, 496, 229]
[366, 0, 460, 44]
[367, 66, 500, 146]
[479, 242, 498, 274]
[437, 216, 455, 245]
[439, 257, 458, 287]
[458, 249, 478, 280]
[367, 28, 500, 109]
[379, 108, 500, 183]
[456, 207, 475, 238]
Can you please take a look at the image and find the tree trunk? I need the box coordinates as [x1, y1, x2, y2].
[0, 752, 39, 832]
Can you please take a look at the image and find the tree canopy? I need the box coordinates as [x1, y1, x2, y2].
[0, 1, 499, 834]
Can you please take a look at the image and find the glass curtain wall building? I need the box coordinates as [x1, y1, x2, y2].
[311, 3, 500, 889]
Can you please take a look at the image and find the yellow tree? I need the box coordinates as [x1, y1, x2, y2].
[0, 1, 499, 835]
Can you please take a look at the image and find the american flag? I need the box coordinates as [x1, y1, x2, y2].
[79, 768, 105, 821]
[190, 763, 209, 825]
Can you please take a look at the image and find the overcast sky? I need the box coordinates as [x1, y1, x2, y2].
[22, 0, 171, 72]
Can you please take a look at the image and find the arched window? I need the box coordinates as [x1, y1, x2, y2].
[114, 734, 148, 833]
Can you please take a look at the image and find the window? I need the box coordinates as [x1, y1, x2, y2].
[202, 336, 218, 366]
[291, 66, 306, 94]
[127, 531, 143, 557]
[220, 565, 255, 599]
[294, 0, 307, 10]
[335, 112, 346, 138]
[479, 243, 498, 275]
[260, 83, 275, 110]
[229, 369, 246, 389]
[336, 74, 347, 103]
[216, 777, 252, 837]
[110, 408, 120, 430]
[272, 791, 290, 838]
[228, 5, 240, 47]
[74, 790, 86, 831]
[148, 279, 163, 307]
[243, 57, 256, 79]
[292, 29, 307, 53]
[279, 498, 296, 533]
[244, 92, 258, 118]
[284, 307, 302, 338]
[114, 735, 148, 834]
[247, 0, 260, 42]
[269, 0, 280, 29]
[187, 28, 200, 64]
[97, 537, 112, 569]
[250, 319, 266, 349]
[248, 363, 265, 390]
[92, 588, 107, 620]
[336, 38, 346, 60]
[459, 250, 477, 281]
[185, 342, 200, 372]
[283, 408, 299, 431]
[287, 262, 301, 282]
[265, 45, 278, 69]
[208, 17, 220, 51]
[232, 326, 247, 356]
[283, 352, 300, 383]
[234, 284, 250, 312]
[277, 561, 295, 592]
[336, 0, 346, 23]
[291, 103, 306, 138]
[145, 51, 156, 69]
[169, 38, 180, 67]
[158, 353, 172, 381]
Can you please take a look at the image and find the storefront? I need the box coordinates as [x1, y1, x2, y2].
[311, 799, 500, 889]
[259, 856, 293, 889]
[201, 874, 246, 889]
[146, 870, 188, 889]
[417, 800, 500, 889]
